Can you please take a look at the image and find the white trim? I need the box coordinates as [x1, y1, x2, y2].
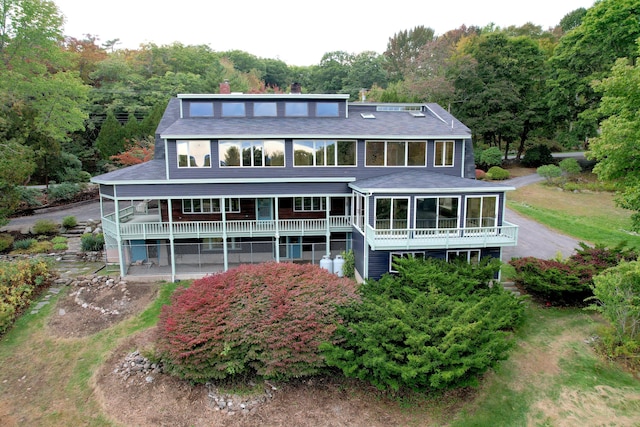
[92, 177, 357, 185]
[162, 133, 472, 140]
[178, 93, 350, 100]
[348, 184, 515, 194]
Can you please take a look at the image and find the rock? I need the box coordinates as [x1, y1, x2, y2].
[58, 309, 66, 316]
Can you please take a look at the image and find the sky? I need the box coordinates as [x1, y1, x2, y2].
[55, 0, 596, 66]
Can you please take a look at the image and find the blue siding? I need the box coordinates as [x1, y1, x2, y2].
[351, 228, 365, 279]
[366, 247, 503, 281]
[113, 182, 352, 198]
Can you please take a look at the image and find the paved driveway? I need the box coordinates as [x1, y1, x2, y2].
[502, 174, 582, 260]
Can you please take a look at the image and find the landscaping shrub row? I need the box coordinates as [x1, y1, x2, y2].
[509, 242, 639, 306]
[0, 258, 56, 334]
[157, 257, 525, 392]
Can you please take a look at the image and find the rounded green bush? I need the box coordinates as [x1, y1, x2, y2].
[487, 166, 510, 180]
[80, 233, 104, 251]
[32, 219, 58, 235]
[62, 216, 78, 229]
[0, 234, 14, 252]
[157, 262, 359, 383]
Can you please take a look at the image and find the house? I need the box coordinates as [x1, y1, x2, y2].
[91, 83, 518, 281]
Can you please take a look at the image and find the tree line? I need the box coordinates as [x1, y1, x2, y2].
[1, 0, 640, 226]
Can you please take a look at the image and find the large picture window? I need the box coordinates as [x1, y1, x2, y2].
[375, 197, 409, 229]
[465, 196, 497, 228]
[219, 140, 285, 167]
[293, 140, 356, 166]
[177, 140, 211, 168]
[434, 140, 454, 167]
[415, 197, 459, 230]
[365, 141, 426, 166]
[316, 102, 339, 117]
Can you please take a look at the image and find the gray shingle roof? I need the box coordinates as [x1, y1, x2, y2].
[92, 159, 166, 184]
[349, 170, 514, 193]
[160, 102, 470, 139]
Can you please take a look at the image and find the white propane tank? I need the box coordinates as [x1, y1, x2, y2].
[333, 255, 345, 277]
[320, 255, 333, 272]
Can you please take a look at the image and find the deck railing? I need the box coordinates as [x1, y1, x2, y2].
[102, 216, 353, 239]
[365, 221, 518, 250]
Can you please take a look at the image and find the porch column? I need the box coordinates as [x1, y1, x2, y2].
[325, 196, 331, 256]
[168, 199, 176, 282]
[222, 198, 228, 272]
[274, 197, 280, 263]
[364, 193, 370, 279]
[115, 198, 126, 277]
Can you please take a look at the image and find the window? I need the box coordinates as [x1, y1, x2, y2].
[365, 141, 426, 166]
[204, 237, 239, 251]
[294, 197, 326, 212]
[316, 102, 339, 117]
[177, 140, 210, 168]
[182, 198, 241, 214]
[447, 250, 480, 265]
[190, 102, 213, 117]
[375, 197, 409, 229]
[254, 102, 277, 117]
[389, 252, 425, 273]
[434, 140, 454, 167]
[285, 102, 308, 117]
[415, 197, 459, 229]
[465, 196, 497, 228]
[222, 102, 246, 117]
[219, 140, 285, 167]
[293, 140, 356, 166]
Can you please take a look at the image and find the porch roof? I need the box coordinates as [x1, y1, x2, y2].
[348, 170, 514, 194]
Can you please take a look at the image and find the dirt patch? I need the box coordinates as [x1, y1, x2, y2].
[93, 328, 469, 427]
[47, 277, 158, 338]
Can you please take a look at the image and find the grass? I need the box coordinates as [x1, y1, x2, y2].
[507, 180, 640, 249]
[450, 306, 640, 426]
[0, 281, 183, 426]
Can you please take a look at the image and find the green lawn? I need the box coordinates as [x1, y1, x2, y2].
[507, 182, 640, 249]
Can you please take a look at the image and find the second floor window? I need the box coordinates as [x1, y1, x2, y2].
[434, 140, 454, 167]
[293, 140, 356, 166]
[177, 140, 210, 168]
[365, 141, 426, 166]
[219, 140, 285, 167]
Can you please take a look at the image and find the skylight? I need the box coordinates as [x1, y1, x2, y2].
[361, 113, 376, 119]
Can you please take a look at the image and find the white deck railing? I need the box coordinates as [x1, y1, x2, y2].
[365, 221, 518, 250]
[102, 216, 353, 240]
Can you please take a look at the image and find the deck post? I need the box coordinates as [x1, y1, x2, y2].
[168, 199, 176, 281]
[325, 196, 331, 257]
[274, 197, 280, 263]
[222, 198, 228, 271]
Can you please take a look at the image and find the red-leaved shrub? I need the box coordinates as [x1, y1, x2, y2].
[156, 262, 359, 383]
[475, 169, 486, 180]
